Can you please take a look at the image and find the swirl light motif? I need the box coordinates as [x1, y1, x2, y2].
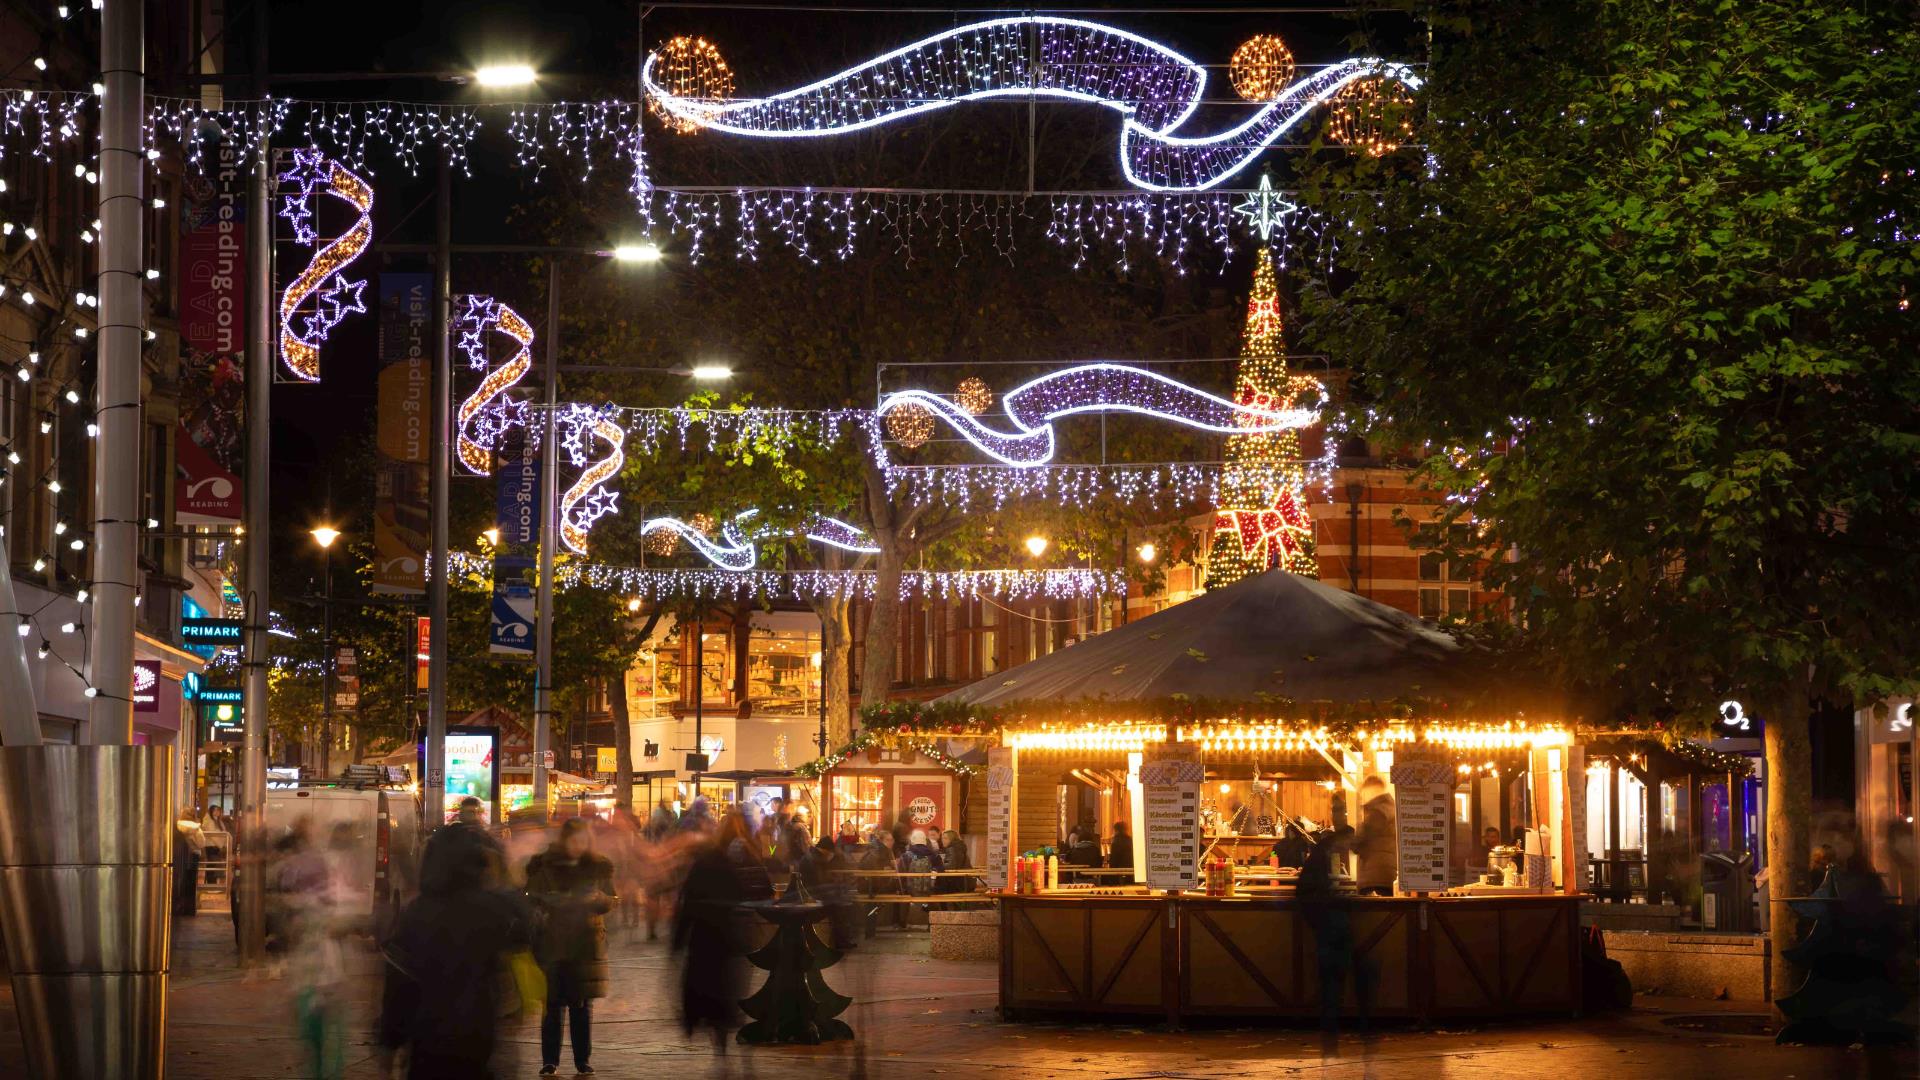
[454, 295, 535, 475]
[641, 17, 1422, 192]
[640, 510, 882, 571]
[873, 362, 1318, 469]
[277, 148, 373, 381]
[558, 405, 627, 555]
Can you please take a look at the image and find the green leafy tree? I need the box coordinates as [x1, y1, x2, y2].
[1294, 0, 1920, 994]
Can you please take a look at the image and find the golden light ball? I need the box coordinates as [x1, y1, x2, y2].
[954, 377, 994, 416]
[649, 36, 735, 135]
[1327, 77, 1418, 157]
[689, 512, 716, 535]
[885, 404, 935, 450]
[1229, 35, 1296, 102]
[644, 527, 679, 557]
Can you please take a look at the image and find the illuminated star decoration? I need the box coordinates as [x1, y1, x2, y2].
[1232, 173, 1297, 243]
[641, 16, 1422, 192]
[557, 404, 627, 554]
[277, 149, 374, 382]
[454, 296, 534, 474]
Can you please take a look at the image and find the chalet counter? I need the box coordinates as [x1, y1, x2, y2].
[998, 892, 1582, 1024]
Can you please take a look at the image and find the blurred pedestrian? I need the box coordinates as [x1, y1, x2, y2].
[377, 812, 537, 1079]
[1353, 777, 1397, 897]
[1273, 824, 1312, 870]
[525, 818, 616, 1076]
[174, 812, 205, 917]
[1298, 824, 1373, 1056]
[420, 796, 506, 890]
[673, 814, 747, 1053]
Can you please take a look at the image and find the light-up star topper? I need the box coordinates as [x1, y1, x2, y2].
[1232, 174, 1297, 243]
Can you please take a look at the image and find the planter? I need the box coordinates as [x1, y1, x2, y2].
[0, 745, 174, 1079]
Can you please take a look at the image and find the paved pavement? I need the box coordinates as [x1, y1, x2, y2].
[2, 911, 1915, 1079]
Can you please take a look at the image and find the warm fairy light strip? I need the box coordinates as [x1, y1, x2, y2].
[276, 149, 373, 382]
[557, 408, 627, 555]
[641, 16, 1421, 192]
[873, 362, 1318, 469]
[443, 550, 1122, 601]
[1008, 725, 1169, 753]
[454, 296, 535, 475]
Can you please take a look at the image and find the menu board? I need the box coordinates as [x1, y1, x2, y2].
[985, 747, 1014, 889]
[1142, 757, 1204, 890]
[1390, 759, 1454, 894]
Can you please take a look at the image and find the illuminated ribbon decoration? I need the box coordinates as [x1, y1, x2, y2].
[642, 16, 1421, 193]
[557, 405, 627, 555]
[640, 510, 881, 571]
[277, 148, 373, 381]
[454, 296, 535, 474]
[873, 362, 1318, 467]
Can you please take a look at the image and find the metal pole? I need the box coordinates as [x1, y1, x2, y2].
[692, 619, 703, 792]
[235, 2, 271, 966]
[87, 0, 143, 744]
[424, 158, 451, 827]
[320, 548, 332, 776]
[532, 258, 559, 817]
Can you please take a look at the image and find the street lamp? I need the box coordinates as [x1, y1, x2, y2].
[689, 363, 732, 381]
[1137, 542, 1157, 563]
[310, 525, 340, 776]
[1025, 535, 1050, 558]
[610, 243, 664, 263]
[473, 64, 538, 88]
[481, 527, 500, 547]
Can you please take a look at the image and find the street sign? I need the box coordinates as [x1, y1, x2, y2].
[685, 752, 710, 772]
[541, 749, 556, 770]
[181, 617, 243, 646]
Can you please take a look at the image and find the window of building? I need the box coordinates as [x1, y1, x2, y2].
[1418, 551, 1443, 582]
[981, 601, 1000, 676]
[745, 623, 819, 717]
[829, 774, 886, 839]
[1419, 588, 1442, 620]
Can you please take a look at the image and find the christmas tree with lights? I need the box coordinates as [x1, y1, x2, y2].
[1207, 251, 1321, 588]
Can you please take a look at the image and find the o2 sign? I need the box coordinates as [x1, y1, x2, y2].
[1719, 701, 1749, 732]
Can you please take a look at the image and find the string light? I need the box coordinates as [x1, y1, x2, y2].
[447, 550, 1122, 603]
[1209, 251, 1323, 585]
[1229, 35, 1296, 102]
[647, 37, 734, 135]
[640, 16, 1421, 191]
[454, 295, 534, 474]
[277, 148, 373, 381]
[1327, 76, 1418, 157]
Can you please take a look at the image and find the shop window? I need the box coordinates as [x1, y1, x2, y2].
[745, 624, 818, 717]
[1617, 769, 1646, 851]
[829, 775, 886, 839]
[1702, 782, 1731, 853]
[1660, 778, 1690, 847]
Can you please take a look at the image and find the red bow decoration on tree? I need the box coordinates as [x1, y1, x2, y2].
[1215, 490, 1312, 566]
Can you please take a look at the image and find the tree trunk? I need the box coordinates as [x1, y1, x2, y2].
[610, 607, 665, 811]
[1764, 677, 1812, 1005]
[861, 542, 903, 708]
[811, 594, 853, 748]
[609, 672, 633, 810]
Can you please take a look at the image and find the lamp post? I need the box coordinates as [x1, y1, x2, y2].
[310, 526, 340, 775]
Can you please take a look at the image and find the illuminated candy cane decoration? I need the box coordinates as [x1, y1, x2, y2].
[642, 17, 1421, 193]
[874, 363, 1318, 467]
[558, 405, 627, 555]
[454, 296, 535, 475]
[276, 148, 373, 382]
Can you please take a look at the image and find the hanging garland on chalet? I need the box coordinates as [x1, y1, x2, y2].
[793, 729, 980, 779]
[853, 694, 1530, 740]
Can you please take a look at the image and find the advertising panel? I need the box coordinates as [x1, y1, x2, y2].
[440, 726, 499, 825]
[175, 139, 246, 523]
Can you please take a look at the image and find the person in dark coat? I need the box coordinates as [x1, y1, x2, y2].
[525, 818, 616, 1076]
[673, 817, 748, 1052]
[937, 829, 972, 893]
[420, 796, 506, 890]
[1273, 824, 1313, 870]
[1107, 821, 1134, 871]
[376, 818, 536, 1079]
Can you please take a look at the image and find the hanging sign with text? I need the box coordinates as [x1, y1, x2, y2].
[1390, 758, 1454, 894]
[1142, 757, 1204, 891]
[985, 747, 1014, 889]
